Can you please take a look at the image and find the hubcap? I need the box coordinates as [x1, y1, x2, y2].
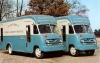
[70, 47, 76, 55]
[35, 48, 41, 57]
[9, 46, 12, 54]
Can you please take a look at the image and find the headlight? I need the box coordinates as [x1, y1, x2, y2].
[46, 40, 49, 44]
[81, 40, 84, 43]
[93, 39, 97, 44]
[81, 40, 84, 45]
[93, 39, 96, 42]
[60, 40, 63, 43]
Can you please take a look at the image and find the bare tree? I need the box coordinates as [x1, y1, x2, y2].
[16, 0, 24, 17]
[17, 0, 19, 17]
[19, 0, 23, 16]
[0, 0, 14, 21]
[0, 0, 4, 21]
[68, 0, 89, 17]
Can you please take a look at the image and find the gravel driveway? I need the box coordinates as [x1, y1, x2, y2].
[0, 38, 100, 63]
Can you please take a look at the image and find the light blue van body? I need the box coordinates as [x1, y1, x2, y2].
[0, 15, 64, 53]
[56, 16, 99, 52]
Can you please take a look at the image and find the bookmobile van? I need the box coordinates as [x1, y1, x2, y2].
[0, 15, 64, 59]
[56, 16, 99, 56]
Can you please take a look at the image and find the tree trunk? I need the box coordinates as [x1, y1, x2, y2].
[17, 0, 19, 17]
[19, 0, 23, 16]
[0, 12, 2, 21]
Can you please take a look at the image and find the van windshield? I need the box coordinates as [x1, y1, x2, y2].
[38, 25, 51, 34]
[50, 25, 59, 34]
[74, 25, 92, 33]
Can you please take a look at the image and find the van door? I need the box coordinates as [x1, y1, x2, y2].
[58, 21, 69, 41]
[25, 24, 39, 53]
[62, 25, 66, 42]
[57, 21, 69, 51]
[25, 25, 32, 52]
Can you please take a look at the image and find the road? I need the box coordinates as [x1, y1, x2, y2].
[0, 38, 100, 63]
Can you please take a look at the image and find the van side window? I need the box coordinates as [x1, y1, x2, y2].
[1, 28, 3, 42]
[26, 25, 31, 42]
[69, 26, 74, 34]
[34, 25, 38, 34]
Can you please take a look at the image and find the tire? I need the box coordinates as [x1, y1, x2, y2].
[8, 45, 13, 55]
[85, 50, 95, 56]
[69, 46, 79, 57]
[34, 47, 44, 59]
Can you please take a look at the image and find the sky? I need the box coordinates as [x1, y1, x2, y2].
[79, 0, 100, 31]
[22, 0, 100, 31]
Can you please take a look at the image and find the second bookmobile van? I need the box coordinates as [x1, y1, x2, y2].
[56, 15, 99, 56]
[0, 15, 64, 59]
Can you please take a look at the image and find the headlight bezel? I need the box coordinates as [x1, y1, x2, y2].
[46, 40, 50, 44]
[81, 40, 84, 43]
[81, 40, 85, 45]
[93, 39, 96, 42]
[60, 40, 63, 43]
[93, 39, 97, 44]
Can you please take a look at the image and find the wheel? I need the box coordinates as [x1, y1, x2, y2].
[85, 50, 95, 56]
[8, 45, 13, 55]
[34, 47, 44, 59]
[69, 46, 79, 57]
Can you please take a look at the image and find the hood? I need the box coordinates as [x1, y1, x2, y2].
[80, 33, 95, 39]
[40, 33, 62, 44]
[40, 33, 61, 39]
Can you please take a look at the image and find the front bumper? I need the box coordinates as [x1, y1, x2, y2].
[76, 44, 99, 50]
[41, 45, 64, 52]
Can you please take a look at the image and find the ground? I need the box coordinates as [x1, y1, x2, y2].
[0, 38, 100, 63]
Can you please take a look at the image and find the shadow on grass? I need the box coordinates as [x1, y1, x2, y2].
[2, 51, 33, 58]
[2, 51, 67, 58]
[2, 51, 95, 59]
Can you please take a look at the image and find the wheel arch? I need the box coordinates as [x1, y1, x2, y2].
[34, 45, 39, 49]
[69, 44, 74, 48]
[33, 45, 44, 59]
[69, 44, 79, 56]
[69, 44, 74, 51]
[6, 43, 12, 50]
[33, 45, 39, 52]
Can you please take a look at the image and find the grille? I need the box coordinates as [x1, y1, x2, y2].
[83, 38, 94, 42]
[46, 39, 60, 44]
